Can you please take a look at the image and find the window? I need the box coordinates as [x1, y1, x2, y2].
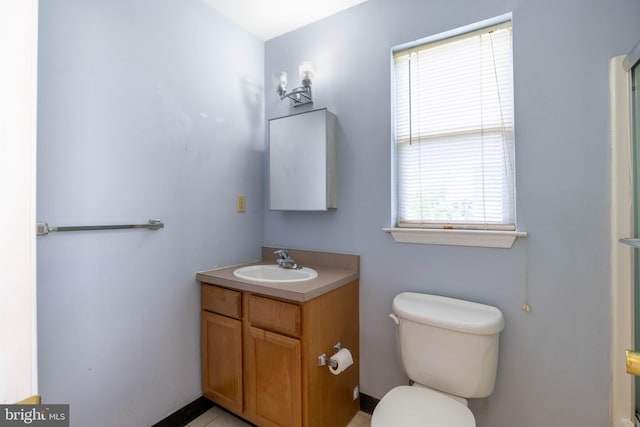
[388, 18, 523, 247]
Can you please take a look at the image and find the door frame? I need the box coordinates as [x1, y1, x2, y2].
[610, 54, 635, 427]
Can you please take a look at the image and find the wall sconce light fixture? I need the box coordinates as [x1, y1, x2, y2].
[277, 62, 315, 107]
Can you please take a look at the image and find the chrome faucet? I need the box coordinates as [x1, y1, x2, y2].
[274, 249, 302, 270]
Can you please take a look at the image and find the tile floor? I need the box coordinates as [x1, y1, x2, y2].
[186, 406, 372, 427]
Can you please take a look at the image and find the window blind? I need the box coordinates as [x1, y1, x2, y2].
[393, 22, 515, 230]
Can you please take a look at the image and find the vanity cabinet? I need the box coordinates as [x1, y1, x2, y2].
[200, 279, 359, 427]
[268, 108, 337, 211]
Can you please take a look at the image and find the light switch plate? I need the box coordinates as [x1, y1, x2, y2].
[236, 194, 246, 212]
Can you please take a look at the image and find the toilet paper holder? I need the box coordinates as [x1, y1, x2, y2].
[318, 342, 342, 369]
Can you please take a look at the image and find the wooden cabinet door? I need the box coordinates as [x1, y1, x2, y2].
[202, 311, 243, 413]
[246, 326, 301, 427]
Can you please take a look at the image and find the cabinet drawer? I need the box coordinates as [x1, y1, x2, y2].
[202, 285, 241, 319]
[248, 295, 301, 337]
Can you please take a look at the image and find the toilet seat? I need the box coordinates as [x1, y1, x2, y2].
[371, 386, 475, 427]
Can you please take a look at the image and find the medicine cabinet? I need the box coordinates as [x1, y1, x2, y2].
[268, 108, 336, 211]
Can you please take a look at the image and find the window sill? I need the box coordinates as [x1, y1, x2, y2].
[383, 227, 527, 248]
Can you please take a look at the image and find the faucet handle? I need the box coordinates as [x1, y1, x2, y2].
[274, 249, 289, 259]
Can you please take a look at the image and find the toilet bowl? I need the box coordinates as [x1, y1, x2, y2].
[370, 292, 504, 427]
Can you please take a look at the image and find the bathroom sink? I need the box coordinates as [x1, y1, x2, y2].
[233, 265, 318, 283]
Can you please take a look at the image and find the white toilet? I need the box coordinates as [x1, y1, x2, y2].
[371, 292, 505, 427]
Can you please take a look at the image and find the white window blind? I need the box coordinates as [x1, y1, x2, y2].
[393, 21, 515, 230]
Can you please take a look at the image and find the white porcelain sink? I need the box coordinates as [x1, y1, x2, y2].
[233, 265, 318, 283]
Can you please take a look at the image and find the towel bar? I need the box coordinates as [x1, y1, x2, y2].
[36, 219, 164, 236]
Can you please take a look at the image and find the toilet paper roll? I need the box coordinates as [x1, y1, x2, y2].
[329, 348, 353, 375]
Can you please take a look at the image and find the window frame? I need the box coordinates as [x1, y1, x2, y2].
[385, 13, 526, 248]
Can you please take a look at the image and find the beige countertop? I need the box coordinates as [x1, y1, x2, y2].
[196, 247, 359, 302]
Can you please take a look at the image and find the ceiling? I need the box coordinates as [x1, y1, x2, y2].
[201, 0, 368, 41]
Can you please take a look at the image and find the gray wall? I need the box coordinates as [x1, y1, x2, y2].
[37, 1, 264, 426]
[264, 0, 640, 426]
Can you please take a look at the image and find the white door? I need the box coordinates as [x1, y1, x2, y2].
[0, 0, 39, 404]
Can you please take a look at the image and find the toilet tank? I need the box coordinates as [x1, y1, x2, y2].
[392, 292, 505, 398]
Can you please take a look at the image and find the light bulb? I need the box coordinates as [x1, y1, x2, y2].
[277, 71, 288, 96]
[299, 62, 314, 86]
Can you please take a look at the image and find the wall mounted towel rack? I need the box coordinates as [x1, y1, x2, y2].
[36, 219, 164, 236]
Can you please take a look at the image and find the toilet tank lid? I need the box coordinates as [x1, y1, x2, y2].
[392, 292, 505, 335]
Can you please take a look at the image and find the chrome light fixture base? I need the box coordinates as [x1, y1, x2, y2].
[278, 84, 313, 107]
